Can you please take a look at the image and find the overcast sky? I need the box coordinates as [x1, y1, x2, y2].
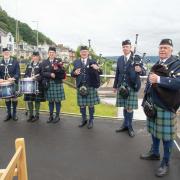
[0, 0, 180, 56]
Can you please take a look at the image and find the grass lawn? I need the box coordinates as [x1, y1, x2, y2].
[0, 84, 117, 117]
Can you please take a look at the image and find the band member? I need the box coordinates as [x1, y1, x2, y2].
[140, 39, 180, 177]
[0, 48, 20, 121]
[24, 51, 45, 122]
[41, 47, 66, 123]
[113, 40, 146, 137]
[71, 46, 102, 129]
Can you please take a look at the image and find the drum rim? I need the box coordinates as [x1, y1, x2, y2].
[20, 77, 34, 81]
[0, 81, 14, 86]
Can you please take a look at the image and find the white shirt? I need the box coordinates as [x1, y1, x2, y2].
[157, 58, 169, 83]
[159, 58, 168, 64]
[125, 53, 131, 61]
[4, 58, 10, 64]
[81, 58, 88, 65]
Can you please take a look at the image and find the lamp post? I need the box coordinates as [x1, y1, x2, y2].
[32, 21, 39, 50]
[88, 39, 91, 49]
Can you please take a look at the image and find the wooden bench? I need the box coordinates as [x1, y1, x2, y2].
[0, 138, 28, 180]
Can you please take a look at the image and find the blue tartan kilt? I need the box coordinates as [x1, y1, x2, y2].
[45, 80, 65, 102]
[116, 87, 138, 109]
[147, 105, 177, 141]
[77, 87, 100, 106]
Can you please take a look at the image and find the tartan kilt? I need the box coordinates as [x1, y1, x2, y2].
[116, 87, 138, 109]
[147, 105, 177, 141]
[77, 87, 100, 106]
[45, 80, 65, 101]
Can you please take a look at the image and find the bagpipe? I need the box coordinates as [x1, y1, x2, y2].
[150, 58, 180, 113]
[127, 34, 147, 91]
[52, 58, 66, 80]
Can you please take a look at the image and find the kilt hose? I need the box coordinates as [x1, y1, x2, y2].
[77, 87, 100, 106]
[46, 80, 65, 102]
[116, 87, 138, 109]
[147, 105, 177, 141]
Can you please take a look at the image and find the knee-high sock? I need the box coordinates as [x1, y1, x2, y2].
[152, 135, 160, 155]
[35, 101, 40, 116]
[12, 101, 18, 117]
[123, 108, 128, 127]
[80, 106, 86, 121]
[89, 106, 95, 123]
[28, 101, 33, 117]
[162, 140, 173, 165]
[55, 101, 61, 116]
[126, 111, 133, 128]
[49, 101, 54, 115]
[5, 100, 11, 115]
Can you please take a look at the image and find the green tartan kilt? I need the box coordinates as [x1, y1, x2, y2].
[45, 80, 65, 102]
[147, 106, 177, 141]
[116, 87, 138, 109]
[77, 87, 100, 106]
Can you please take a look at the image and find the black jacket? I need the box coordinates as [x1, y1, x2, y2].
[71, 58, 102, 88]
[0, 58, 20, 83]
[24, 61, 42, 82]
[113, 54, 146, 91]
[41, 58, 66, 84]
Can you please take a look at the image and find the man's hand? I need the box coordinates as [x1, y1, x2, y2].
[0, 79, 4, 83]
[91, 64, 99, 70]
[149, 73, 159, 84]
[51, 73, 55, 78]
[8, 78, 15, 81]
[135, 65, 142, 72]
[74, 68, 81, 75]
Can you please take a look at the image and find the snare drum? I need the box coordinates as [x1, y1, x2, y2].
[19, 78, 39, 94]
[0, 80, 15, 98]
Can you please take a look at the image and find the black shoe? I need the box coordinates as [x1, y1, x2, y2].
[155, 163, 169, 177]
[140, 151, 160, 160]
[27, 115, 34, 122]
[115, 126, 128, 133]
[87, 121, 93, 129]
[78, 120, 87, 127]
[47, 115, 53, 123]
[31, 115, 39, 122]
[4, 114, 12, 122]
[12, 115, 18, 121]
[128, 128, 135, 137]
[52, 115, 60, 124]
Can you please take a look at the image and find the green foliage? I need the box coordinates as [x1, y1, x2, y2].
[0, 8, 55, 45]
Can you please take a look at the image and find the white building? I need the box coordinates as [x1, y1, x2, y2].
[0, 28, 15, 53]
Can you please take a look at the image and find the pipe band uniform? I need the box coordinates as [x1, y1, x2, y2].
[71, 45, 102, 129]
[41, 47, 66, 124]
[0, 47, 20, 121]
[23, 51, 45, 122]
[140, 39, 180, 177]
[114, 38, 146, 137]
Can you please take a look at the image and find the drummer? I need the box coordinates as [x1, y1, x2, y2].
[0, 47, 20, 121]
[24, 51, 45, 122]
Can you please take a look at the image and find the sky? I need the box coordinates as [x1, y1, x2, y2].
[0, 0, 180, 56]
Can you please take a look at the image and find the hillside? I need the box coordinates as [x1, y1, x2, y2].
[0, 7, 55, 45]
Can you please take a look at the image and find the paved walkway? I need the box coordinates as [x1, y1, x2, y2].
[0, 109, 179, 180]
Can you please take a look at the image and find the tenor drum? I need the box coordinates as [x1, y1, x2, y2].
[19, 78, 39, 94]
[0, 80, 15, 98]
